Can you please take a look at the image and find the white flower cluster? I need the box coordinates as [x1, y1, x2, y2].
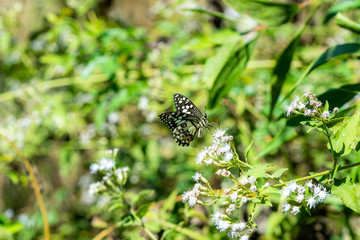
[211, 211, 250, 240]
[88, 150, 130, 196]
[285, 90, 339, 119]
[89, 158, 115, 174]
[195, 128, 234, 165]
[281, 181, 330, 215]
[182, 182, 205, 207]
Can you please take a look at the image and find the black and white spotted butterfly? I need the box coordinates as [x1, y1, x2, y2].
[159, 93, 209, 147]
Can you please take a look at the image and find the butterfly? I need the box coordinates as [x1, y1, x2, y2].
[159, 93, 209, 147]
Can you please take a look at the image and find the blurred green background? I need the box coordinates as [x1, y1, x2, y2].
[0, 0, 360, 239]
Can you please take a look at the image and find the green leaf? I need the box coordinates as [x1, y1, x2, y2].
[265, 212, 285, 238]
[117, 214, 136, 227]
[255, 127, 297, 159]
[270, 31, 301, 118]
[270, 6, 317, 118]
[95, 100, 106, 129]
[244, 141, 254, 161]
[318, 83, 360, 110]
[271, 168, 288, 179]
[309, 43, 360, 74]
[183, 8, 239, 22]
[247, 164, 270, 179]
[136, 202, 152, 219]
[283, 43, 360, 103]
[203, 36, 242, 88]
[324, 0, 360, 23]
[330, 112, 360, 157]
[260, 186, 281, 195]
[207, 37, 256, 109]
[160, 190, 178, 221]
[131, 189, 155, 205]
[82, 56, 120, 78]
[223, 0, 299, 26]
[335, 13, 360, 34]
[332, 180, 360, 213]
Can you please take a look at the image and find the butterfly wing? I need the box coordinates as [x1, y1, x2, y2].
[173, 93, 204, 118]
[158, 111, 200, 147]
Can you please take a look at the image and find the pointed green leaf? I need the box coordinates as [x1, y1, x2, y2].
[332, 181, 360, 213]
[271, 168, 288, 179]
[324, 0, 360, 23]
[330, 112, 360, 157]
[207, 37, 256, 109]
[256, 127, 297, 159]
[335, 13, 360, 34]
[224, 0, 299, 26]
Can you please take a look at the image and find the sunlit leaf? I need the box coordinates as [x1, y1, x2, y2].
[207, 37, 256, 109]
[332, 179, 360, 213]
[330, 112, 360, 157]
[223, 0, 299, 26]
[256, 127, 297, 159]
[335, 13, 360, 34]
[324, 0, 360, 23]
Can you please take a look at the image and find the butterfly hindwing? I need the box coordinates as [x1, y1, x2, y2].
[159, 94, 209, 147]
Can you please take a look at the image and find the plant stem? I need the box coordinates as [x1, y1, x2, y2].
[0, 132, 50, 240]
[273, 161, 360, 188]
[322, 120, 337, 172]
[130, 208, 158, 240]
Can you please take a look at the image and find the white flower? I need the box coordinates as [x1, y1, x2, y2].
[211, 211, 223, 224]
[204, 158, 214, 165]
[321, 111, 330, 119]
[98, 158, 115, 171]
[288, 181, 298, 192]
[224, 152, 233, 162]
[291, 206, 300, 215]
[195, 149, 207, 164]
[192, 172, 202, 182]
[240, 235, 249, 240]
[317, 189, 330, 203]
[250, 185, 257, 192]
[313, 184, 323, 196]
[282, 202, 291, 213]
[241, 177, 249, 186]
[213, 128, 226, 140]
[307, 197, 317, 209]
[241, 196, 248, 204]
[230, 192, 238, 202]
[304, 109, 312, 116]
[107, 112, 119, 123]
[248, 176, 256, 184]
[226, 204, 236, 215]
[297, 185, 306, 194]
[89, 163, 100, 174]
[88, 182, 103, 195]
[216, 169, 231, 177]
[285, 105, 295, 117]
[295, 194, 304, 203]
[306, 181, 313, 188]
[229, 222, 246, 237]
[216, 220, 231, 232]
[333, 107, 339, 114]
[188, 196, 197, 207]
[219, 144, 231, 154]
[281, 187, 291, 197]
[264, 183, 270, 188]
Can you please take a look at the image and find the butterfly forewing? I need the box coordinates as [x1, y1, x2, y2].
[173, 93, 203, 119]
[159, 93, 209, 147]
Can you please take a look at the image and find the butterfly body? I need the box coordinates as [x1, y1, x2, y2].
[159, 94, 208, 147]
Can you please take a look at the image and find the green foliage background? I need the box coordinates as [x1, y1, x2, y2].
[0, 0, 360, 239]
